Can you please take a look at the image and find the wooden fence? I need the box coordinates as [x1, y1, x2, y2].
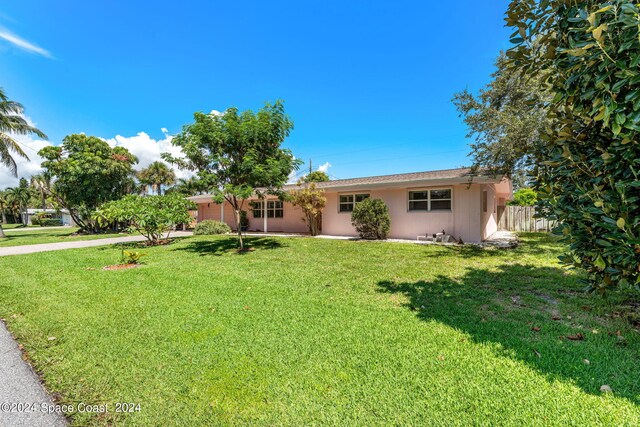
[497, 206, 557, 232]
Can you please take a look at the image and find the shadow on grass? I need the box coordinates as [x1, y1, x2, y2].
[377, 263, 640, 404]
[173, 236, 285, 256]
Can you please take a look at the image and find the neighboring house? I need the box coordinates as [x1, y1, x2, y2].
[188, 167, 512, 243]
[23, 209, 76, 226]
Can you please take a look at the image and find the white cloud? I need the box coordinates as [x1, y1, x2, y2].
[105, 131, 192, 180]
[0, 127, 192, 189]
[210, 110, 223, 116]
[0, 27, 52, 58]
[160, 127, 168, 134]
[318, 162, 331, 173]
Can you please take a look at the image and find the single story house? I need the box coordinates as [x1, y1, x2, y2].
[23, 209, 76, 226]
[188, 167, 512, 243]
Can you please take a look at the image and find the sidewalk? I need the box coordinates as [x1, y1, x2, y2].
[0, 321, 67, 427]
[0, 231, 193, 257]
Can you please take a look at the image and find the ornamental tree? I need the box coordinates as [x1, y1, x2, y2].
[39, 134, 138, 232]
[96, 194, 195, 243]
[506, 0, 640, 293]
[289, 182, 326, 236]
[163, 100, 301, 250]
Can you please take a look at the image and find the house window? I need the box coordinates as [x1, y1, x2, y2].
[339, 193, 369, 212]
[408, 189, 452, 211]
[250, 201, 263, 218]
[482, 191, 488, 213]
[267, 200, 283, 218]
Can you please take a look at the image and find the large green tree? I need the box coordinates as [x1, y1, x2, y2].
[453, 54, 551, 187]
[506, 0, 640, 293]
[137, 161, 176, 195]
[164, 101, 301, 250]
[39, 134, 138, 232]
[0, 87, 47, 238]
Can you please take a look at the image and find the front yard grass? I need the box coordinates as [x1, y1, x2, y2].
[0, 228, 129, 247]
[0, 233, 638, 426]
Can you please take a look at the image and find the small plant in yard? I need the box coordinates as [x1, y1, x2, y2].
[121, 250, 146, 264]
[351, 198, 391, 240]
[194, 220, 231, 235]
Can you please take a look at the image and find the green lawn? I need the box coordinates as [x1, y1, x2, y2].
[0, 227, 130, 247]
[0, 234, 638, 426]
[1, 223, 39, 229]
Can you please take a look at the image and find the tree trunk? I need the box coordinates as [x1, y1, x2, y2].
[0, 224, 5, 238]
[234, 209, 244, 250]
[1, 210, 6, 224]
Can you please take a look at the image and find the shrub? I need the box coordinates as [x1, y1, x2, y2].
[194, 220, 231, 235]
[351, 198, 391, 240]
[96, 194, 196, 243]
[41, 218, 63, 227]
[239, 210, 249, 231]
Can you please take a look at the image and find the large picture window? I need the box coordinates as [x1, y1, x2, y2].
[408, 189, 452, 211]
[251, 200, 284, 218]
[339, 193, 369, 212]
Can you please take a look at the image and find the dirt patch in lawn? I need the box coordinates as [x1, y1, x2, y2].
[102, 264, 141, 271]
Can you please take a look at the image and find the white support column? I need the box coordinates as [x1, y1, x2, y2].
[263, 199, 268, 232]
[220, 202, 224, 223]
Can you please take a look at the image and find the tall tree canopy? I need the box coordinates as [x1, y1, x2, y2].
[137, 161, 176, 195]
[453, 54, 551, 187]
[164, 100, 300, 250]
[506, 0, 640, 293]
[39, 134, 138, 232]
[303, 170, 330, 183]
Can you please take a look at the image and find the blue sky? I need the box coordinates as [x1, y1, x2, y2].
[0, 0, 511, 184]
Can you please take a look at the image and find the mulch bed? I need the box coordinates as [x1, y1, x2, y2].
[102, 264, 141, 271]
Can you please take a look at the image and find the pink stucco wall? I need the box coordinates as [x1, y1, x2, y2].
[194, 180, 510, 242]
[197, 199, 309, 233]
[322, 184, 486, 242]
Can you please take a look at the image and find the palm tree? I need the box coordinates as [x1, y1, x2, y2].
[0, 87, 47, 238]
[137, 161, 176, 195]
[166, 177, 207, 196]
[0, 88, 47, 176]
[6, 186, 32, 226]
[30, 173, 51, 210]
[0, 190, 8, 229]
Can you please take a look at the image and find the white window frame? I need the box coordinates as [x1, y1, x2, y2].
[407, 187, 453, 212]
[338, 193, 370, 213]
[250, 201, 263, 218]
[267, 200, 284, 218]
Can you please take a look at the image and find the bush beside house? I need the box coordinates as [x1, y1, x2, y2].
[351, 198, 391, 240]
[194, 220, 231, 235]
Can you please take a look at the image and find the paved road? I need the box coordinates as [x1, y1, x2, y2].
[0, 231, 193, 257]
[3, 226, 72, 233]
[0, 321, 67, 427]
